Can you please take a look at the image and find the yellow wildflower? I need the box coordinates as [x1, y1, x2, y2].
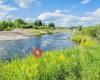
[32, 58, 35, 62]
[44, 58, 47, 62]
[59, 54, 65, 61]
[32, 63, 38, 69]
[49, 52, 54, 57]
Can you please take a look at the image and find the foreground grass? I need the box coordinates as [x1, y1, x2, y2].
[0, 45, 100, 80]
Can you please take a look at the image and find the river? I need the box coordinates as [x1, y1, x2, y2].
[0, 32, 76, 60]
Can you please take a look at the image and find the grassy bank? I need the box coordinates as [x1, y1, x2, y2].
[0, 44, 100, 80]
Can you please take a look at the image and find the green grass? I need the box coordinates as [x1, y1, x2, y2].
[71, 34, 97, 47]
[19, 28, 69, 36]
[0, 44, 100, 80]
[0, 26, 100, 80]
[31, 28, 69, 35]
[32, 29, 54, 35]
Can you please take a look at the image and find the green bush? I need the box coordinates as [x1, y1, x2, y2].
[82, 25, 100, 37]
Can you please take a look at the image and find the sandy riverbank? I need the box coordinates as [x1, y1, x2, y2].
[0, 30, 33, 40]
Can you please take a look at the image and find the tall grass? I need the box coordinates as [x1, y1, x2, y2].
[0, 45, 100, 80]
[71, 35, 96, 47]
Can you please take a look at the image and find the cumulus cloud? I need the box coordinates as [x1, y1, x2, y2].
[0, 1, 18, 20]
[38, 10, 70, 21]
[0, 4, 18, 11]
[38, 11, 65, 21]
[38, 10, 80, 26]
[91, 8, 100, 16]
[0, 0, 4, 4]
[25, 17, 33, 22]
[81, 0, 91, 4]
[0, 4, 18, 17]
[80, 8, 100, 25]
[15, 0, 41, 8]
[38, 8, 100, 26]
[0, 11, 8, 17]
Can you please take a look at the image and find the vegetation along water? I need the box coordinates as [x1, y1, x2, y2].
[0, 19, 100, 80]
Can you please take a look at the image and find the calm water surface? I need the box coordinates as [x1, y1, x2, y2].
[0, 32, 76, 59]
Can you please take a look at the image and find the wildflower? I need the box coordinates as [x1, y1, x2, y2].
[32, 63, 38, 69]
[49, 52, 54, 57]
[32, 58, 35, 62]
[59, 54, 65, 61]
[44, 58, 47, 62]
[32, 48, 44, 58]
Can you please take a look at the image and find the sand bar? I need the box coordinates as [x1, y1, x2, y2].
[0, 30, 33, 40]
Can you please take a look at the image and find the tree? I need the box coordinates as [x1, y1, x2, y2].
[34, 20, 42, 26]
[48, 22, 55, 29]
[0, 21, 9, 30]
[78, 25, 83, 31]
[0, 20, 15, 31]
[0, 21, 3, 31]
[14, 18, 26, 28]
[22, 23, 33, 28]
[15, 18, 26, 24]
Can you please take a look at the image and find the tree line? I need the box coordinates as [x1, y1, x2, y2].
[0, 18, 55, 31]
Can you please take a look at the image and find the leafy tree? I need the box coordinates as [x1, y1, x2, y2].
[0, 21, 3, 31]
[34, 20, 42, 26]
[15, 18, 26, 24]
[14, 18, 26, 28]
[0, 19, 56, 30]
[22, 23, 33, 28]
[0, 21, 9, 30]
[78, 25, 83, 31]
[48, 22, 55, 29]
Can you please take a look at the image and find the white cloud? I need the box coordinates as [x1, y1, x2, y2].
[80, 8, 100, 23]
[0, 4, 18, 11]
[38, 10, 70, 21]
[38, 11, 65, 21]
[73, 8, 100, 26]
[55, 9, 69, 13]
[38, 10, 80, 26]
[81, 0, 91, 4]
[38, 9, 100, 26]
[91, 8, 100, 16]
[0, 11, 8, 17]
[54, 10, 61, 14]
[25, 17, 33, 22]
[0, 0, 4, 4]
[0, 3, 18, 20]
[15, 0, 41, 8]
[71, 5, 79, 9]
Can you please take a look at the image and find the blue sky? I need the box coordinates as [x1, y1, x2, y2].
[0, 0, 100, 26]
